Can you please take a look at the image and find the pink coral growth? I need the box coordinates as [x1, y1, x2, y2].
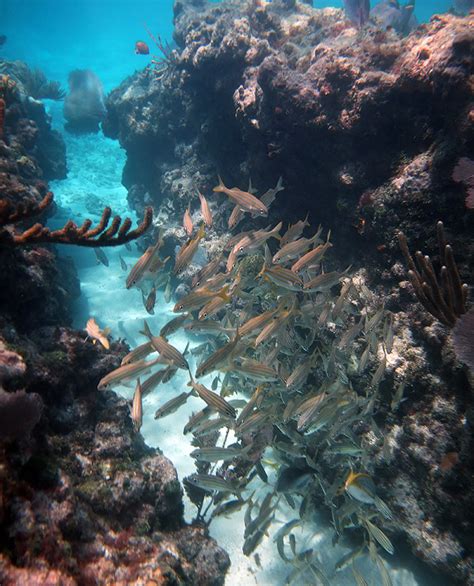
[452, 157, 474, 209]
[452, 310, 474, 372]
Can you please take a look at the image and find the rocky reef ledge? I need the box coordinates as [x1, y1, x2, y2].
[103, 1, 473, 583]
[0, 330, 229, 585]
[0, 62, 229, 585]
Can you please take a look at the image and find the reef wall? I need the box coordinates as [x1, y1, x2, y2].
[0, 65, 229, 584]
[104, 1, 474, 583]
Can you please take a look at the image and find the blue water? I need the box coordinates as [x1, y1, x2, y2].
[0, 1, 463, 584]
[0, 0, 455, 91]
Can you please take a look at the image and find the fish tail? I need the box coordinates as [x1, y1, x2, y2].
[141, 319, 153, 339]
[234, 326, 241, 343]
[197, 223, 206, 239]
[272, 221, 283, 240]
[256, 259, 267, 279]
[218, 284, 231, 301]
[214, 174, 225, 193]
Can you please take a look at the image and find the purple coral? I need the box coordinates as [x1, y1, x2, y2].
[452, 310, 474, 371]
[0, 389, 43, 441]
[452, 157, 474, 210]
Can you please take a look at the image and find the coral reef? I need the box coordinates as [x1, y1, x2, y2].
[0, 65, 67, 180]
[103, 1, 473, 582]
[0, 61, 65, 101]
[0, 58, 229, 585]
[0, 329, 229, 585]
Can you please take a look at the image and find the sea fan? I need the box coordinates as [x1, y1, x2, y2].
[452, 309, 474, 371]
[0, 388, 43, 441]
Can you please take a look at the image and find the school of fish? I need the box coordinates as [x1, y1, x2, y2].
[95, 175, 400, 585]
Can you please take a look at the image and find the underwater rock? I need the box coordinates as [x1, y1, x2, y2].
[370, 0, 418, 35]
[104, 1, 473, 582]
[0, 326, 229, 584]
[0, 60, 67, 179]
[0, 84, 77, 329]
[0, 79, 229, 583]
[64, 69, 106, 134]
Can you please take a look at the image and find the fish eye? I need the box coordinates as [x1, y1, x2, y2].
[239, 247, 244, 253]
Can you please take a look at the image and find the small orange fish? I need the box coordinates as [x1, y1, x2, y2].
[183, 205, 193, 236]
[85, 317, 110, 350]
[130, 379, 143, 432]
[135, 41, 149, 55]
[197, 189, 213, 227]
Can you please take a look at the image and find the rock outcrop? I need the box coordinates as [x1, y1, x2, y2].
[0, 60, 229, 585]
[103, 1, 473, 582]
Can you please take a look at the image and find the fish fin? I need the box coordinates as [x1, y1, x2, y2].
[214, 174, 225, 192]
[217, 284, 231, 301]
[142, 320, 153, 339]
[99, 336, 110, 350]
[196, 223, 206, 240]
[273, 221, 283, 240]
[256, 260, 266, 279]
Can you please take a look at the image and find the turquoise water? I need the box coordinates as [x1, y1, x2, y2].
[0, 0, 455, 90]
[0, 1, 465, 584]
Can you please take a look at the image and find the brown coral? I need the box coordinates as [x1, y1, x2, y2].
[398, 221, 469, 327]
[0, 191, 153, 247]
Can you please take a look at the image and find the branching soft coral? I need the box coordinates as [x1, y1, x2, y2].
[398, 221, 469, 327]
[0, 191, 153, 247]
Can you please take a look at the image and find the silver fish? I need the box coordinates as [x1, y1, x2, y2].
[93, 247, 109, 267]
[280, 213, 310, 247]
[173, 224, 206, 275]
[192, 255, 222, 288]
[121, 341, 155, 365]
[228, 204, 243, 229]
[186, 473, 242, 494]
[183, 205, 193, 236]
[154, 391, 192, 419]
[188, 379, 237, 418]
[195, 331, 242, 378]
[231, 222, 282, 256]
[190, 445, 251, 462]
[160, 314, 189, 338]
[260, 176, 284, 209]
[98, 357, 160, 390]
[143, 321, 189, 370]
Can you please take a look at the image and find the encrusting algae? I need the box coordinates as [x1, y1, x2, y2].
[94, 174, 469, 585]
